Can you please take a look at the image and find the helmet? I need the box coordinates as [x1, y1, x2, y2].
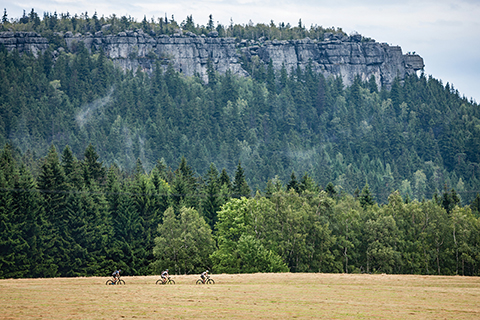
[166, 269, 169, 271]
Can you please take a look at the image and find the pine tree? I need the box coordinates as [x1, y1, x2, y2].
[266, 59, 276, 95]
[11, 164, 42, 277]
[2, 9, 8, 24]
[390, 76, 403, 110]
[201, 163, 223, 229]
[470, 193, 480, 217]
[368, 75, 378, 93]
[349, 75, 362, 109]
[286, 171, 299, 193]
[130, 168, 161, 274]
[299, 173, 319, 193]
[37, 145, 72, 276]
[325, 182, 337, 198]
[112, 192, 145, 275]
[171, 156, 198, 210]
[220, 69, 238, 106]
[62, 145, 82, 188]
[442, 187, 460, 214]
[0, 143, 20, 278]
[232, 161, 251, 198]
[82, 144, 106, 187]
[206, 58, 217, 87]
[359, 183, 375, 209]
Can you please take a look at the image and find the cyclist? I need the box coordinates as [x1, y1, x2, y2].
[112, 269, 121, 283]
[161, 269, 169, 283]
[200, 270, 209, 283]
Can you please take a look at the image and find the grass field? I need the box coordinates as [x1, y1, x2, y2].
[1, 273, 479, 319]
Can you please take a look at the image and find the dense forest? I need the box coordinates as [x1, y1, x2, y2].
[1, 10, 480, 278]
[1, 37, 479, 203]
[1, 142, 480, 278]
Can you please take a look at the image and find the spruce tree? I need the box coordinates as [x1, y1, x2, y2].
[286, 171, 299, 193]
[359, 183, 375, 209]
[11, 164, 42, 277]
[0, 144, 19, 278]
[470, 193, 480, 217]
[82, 144, 106, 187]
[37, 145, 72, 276]
[201, 163, 223, 229]
[232, 161, 251, 198]
[171, 156, 198, 211]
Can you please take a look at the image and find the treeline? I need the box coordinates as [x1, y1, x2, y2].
[1, 8, 344, 41]
[1, 43, 479, 205]
[1, 142, 480, 278]
[0, 141, 249, 278]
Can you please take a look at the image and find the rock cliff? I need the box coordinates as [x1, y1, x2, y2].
[0, 32, 48, 56]
[0, 30, 424, 88]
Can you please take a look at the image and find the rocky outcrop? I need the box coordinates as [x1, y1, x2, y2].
[62, 29, 248, 80]
[0, 30, 424, 88]
[0, 32, 48, 56]
[248, 33, 424, 88]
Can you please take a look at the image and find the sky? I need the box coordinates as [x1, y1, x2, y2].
[3, 0, 480, 102]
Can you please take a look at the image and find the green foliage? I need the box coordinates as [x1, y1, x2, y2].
[232, 162, 251, 198]
[211, 197, 289, 273]
[153, 206, 215, 274]
[364, 214, 401, 274]
[1, 141, 480, 277]
[359, 184, 375, 208]
[2, 10, 351, 48]
[1, 13, 480, 277]
[200, 163, 227, 229]
[1, 45, 479, 206]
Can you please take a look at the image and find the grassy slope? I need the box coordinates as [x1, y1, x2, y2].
[1, 273, 479, 319]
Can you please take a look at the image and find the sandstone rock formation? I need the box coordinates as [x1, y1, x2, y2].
[0, 32, 48, 56]
[0, 30, 424, 89]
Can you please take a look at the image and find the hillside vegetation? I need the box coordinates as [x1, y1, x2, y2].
[1, 11, 480, 278]
[1, 8, 345, 41]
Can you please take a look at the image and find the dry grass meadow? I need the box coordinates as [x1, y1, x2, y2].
[1, 273, 479, 319]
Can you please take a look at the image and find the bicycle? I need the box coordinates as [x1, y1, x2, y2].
[196, 275, 215, 284]
[106, 276, 125, 285]
[156, 276, 175, 285]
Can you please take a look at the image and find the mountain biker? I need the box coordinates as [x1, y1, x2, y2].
[112, 269, 121, 283]
[161, 269, 169, 283]
[200, 270, 209, 283]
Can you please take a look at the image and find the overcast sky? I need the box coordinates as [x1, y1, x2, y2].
[3, 0, 480, 102]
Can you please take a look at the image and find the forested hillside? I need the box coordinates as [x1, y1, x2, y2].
[1, 10, 480, 278]
[0, 41, 479, 203]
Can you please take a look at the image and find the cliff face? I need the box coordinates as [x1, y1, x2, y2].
[0, 32, 48, 56]
[252, 34, 424, 88]
[0, 30, 424, 88]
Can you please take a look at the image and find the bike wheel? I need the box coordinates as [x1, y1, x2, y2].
[167, 279, 175, 284]
[206, 278, 215, 284]
[156, 279, 164, 285]
[196, 279, 203, 284]
[117, 279, 126, 285]
[106, 279, 114, 285]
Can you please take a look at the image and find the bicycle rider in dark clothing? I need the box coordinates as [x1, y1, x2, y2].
[161, 269, 169, 282]
[201, 270, 209, 283]
[112, 269, 121, 283]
